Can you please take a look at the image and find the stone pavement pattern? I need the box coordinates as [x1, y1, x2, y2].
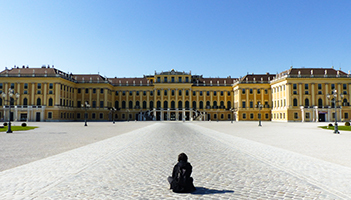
[0, 122, 350, 199]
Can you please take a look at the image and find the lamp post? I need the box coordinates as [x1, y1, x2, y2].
[110, 107, 116, 124]
[257, 102, 263, 127]
[327, 89, 343, 134]
[82, 101, 90, 126]
[1, 88, 20, 133]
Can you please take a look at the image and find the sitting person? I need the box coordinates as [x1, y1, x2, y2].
[167, 153, 196, 193]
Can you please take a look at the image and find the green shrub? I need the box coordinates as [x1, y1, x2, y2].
[3, 122, 8, 126]
[21, 123, 27, 127]
[345, 122, 350, 126]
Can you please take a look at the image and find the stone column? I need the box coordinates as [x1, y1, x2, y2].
[300, 106, 305, 122]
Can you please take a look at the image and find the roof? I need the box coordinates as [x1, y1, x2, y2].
[108, 77, 150, 85]
[239, 73, 275, 82]
[0, 66, 58, 75]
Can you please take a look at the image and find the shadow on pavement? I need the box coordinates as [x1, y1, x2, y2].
[191, 187, 234, 195]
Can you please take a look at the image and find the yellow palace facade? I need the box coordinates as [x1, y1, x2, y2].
[0, 66, 350, 123]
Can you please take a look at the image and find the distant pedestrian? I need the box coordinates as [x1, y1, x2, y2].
[167, 153, 196, 193]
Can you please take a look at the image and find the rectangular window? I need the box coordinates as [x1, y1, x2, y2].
[136, 91, 140, 96]
[345, 113, 349, 119]
[343, 84, 347, 90]
[11, 83, 15, 89]
[77, 113, 81, 119]
[242, 101, 246, 108]
[78, 88, 81, 93]
[293, 91, 297, 94]
[249, 101, 253, 108]
[293, 84, 297, 90]
[150, 91, 153, 96]
[100, 113, 103, 119]
[214, 91, 217, 96]
[93, 89, 96, 93]
[257, 89, 260, 94]
[164, 77, 168, 82]
[179, 77, 182, 82]
[242, 89, 245, 94]
[129, 91, 132, 96]
[294, 112, 298, 119]
[37, 83, 42, 89]
[331, 84, 335, 90]
[92, 113, 96, 119]
[143, 91, 146, 96]
[193, 91, 196, 96]
[265, 89, 268, 94]
[85, 88, 89, 93]
[115, 91, 119, 95]
[49, 83, 53, 89]
[228, 91, 231, 96]
[185, 77, 189, 83]
[77, 101, 81, 108]
[318, 84, 322, 90]
[37, 90, 41, 94]
[48, 112, 52, 119]
[305, 84, 308, 90]
[157, 77, 160, 83]
[100, 89, 104, 94]
[200, 91, 203, 96]
[92, 101, 96, 108]
[265, 113, 269, 119]
[49, 90, 53, 94]
[206, 91, 210, 96]
[100, 101, 104, 108]
[242, 113, 246, 119]
[0, 83, 2, 89]
[123, 91, 126, 96]
[250, 113, 254, 119]
[171, 77, 175, 82]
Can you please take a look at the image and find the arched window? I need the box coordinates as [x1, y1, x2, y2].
[115, 101, 119, 109]
[135, 101, 140, 108]
[293, 98, 298, 107]
[164, 101, 168, 109]
[305, 98, 309, 107]
[192, 101, 196, 109]
[143, 101, 147, 109]
[318, 98, 323, 108]
[206, 101, 210, 109]
[48, 98, 53, 106]
[37, 98, 41, 106]
[213, 101, 218, 108]
[122, 101, 126, 109]
[171, 101, 175, 109]
[0, 98, 2, 106]
[150, 101, 154, 109]
[10, 98, 14, 106]
[199, 101, 204, 109]
[185, 101, 189, 109]
[220, 101, 224, 108]
[227, 101, 231, 109]
[129, 101, 133, 109]
[178, 101, 183, 109]
[343, 98, 348, 106]
[157, 101, 161, 109]
[23, 98, 28, 106]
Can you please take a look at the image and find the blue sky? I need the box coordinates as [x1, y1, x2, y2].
[0, 0, 350, 78]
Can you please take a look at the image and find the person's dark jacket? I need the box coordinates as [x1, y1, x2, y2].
[170, 160, 196, 193]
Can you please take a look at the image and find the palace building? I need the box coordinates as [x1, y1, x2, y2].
[0, 65, 350, 123]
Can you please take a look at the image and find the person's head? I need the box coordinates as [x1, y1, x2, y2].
[178, 153, 188, 162]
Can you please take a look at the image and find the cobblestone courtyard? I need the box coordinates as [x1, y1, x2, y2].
[1, 121, 351, 199]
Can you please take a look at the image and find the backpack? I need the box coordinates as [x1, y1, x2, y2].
[172, 166, 187, 192]
[176, 166, 187, 186]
